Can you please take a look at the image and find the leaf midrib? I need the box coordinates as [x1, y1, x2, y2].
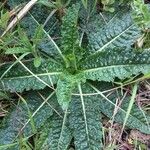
[1, 72, 62, 80]
[83, 63, 149, 73]
[91, 24, 135, 55]
[89, 84, 149, 126]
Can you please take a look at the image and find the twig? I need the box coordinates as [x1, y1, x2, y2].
[1, 0, 38, 37]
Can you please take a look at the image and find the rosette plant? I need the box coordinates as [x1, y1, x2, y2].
[0, 2, 150, 150]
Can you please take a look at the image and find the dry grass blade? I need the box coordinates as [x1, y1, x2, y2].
[0, 102, 8, 117]
[9, 5, 23, 17]
[1, 0, 38, 37]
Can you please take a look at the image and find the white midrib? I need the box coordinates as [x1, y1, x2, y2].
[4, 54, 61, 89]
[89, 84, 135, 120]
[17, 91, 55, 137]
[89, 83, 150, 134]
[83, 64, 146, 73]
[92, 24, 134, 55]
[30, 14, 66, 62]
[2, 72, 61, 80]
[57, 109, 68, 150]
[78, 84, 90, 145]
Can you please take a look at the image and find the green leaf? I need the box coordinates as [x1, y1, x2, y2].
[132, 0, 150, 27]
[67, 84, 103, 150]
[40, 113, 72, 150]
[0, 59, 62, 92]
[0, 90, 55, 149]
[5, 47, 31, 54]
[17, 27, 32, 50]
[90, 84, 150, 134]
[7, 0, 27, 8]
[35, 90, 72, 150]
[34, 57, 42, 68]
[56, 76, 74, 111]
[81, 0, 88, 9]
[61, 3, 81, 69]
[0, 91, 10, 100]
[61, 3, 80, 55]
[32, 25, 44, 46]
[87, 8, 141, 53]
[38, 0, 55, 8]
[56, 72, 85, 110]
[81, 49, 150, 82]
[0, 11, 10, 29]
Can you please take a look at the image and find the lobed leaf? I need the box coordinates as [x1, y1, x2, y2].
[40, 113, 72, 150]
[56, 72, 85, 110]
[67, 84, 103, 150]
[0, 59, 63, 92]
[61, 3, 80, 56]
[56, 78, 74, 110]
[5, 47, 31, 54]
[90, 84, 150, 134]
[0, 90, 55, 149]
[87, 8, 141, 54]
[61, 3, 83, 69]
[81, 49, 150, 82]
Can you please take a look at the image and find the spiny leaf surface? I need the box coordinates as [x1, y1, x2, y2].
[87, 9, 141, 53]
[67, 84, 103, 150]
[61, 4, 80, 56]
[0, 90, 55, 149]
[56, 72, 85, 110]
[61, 3, 84, 69]
[0, 59, 63, 92]
[40, 113, 72, 150]
[81, 49, 150, 81]
[91, 84, 150, 134]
